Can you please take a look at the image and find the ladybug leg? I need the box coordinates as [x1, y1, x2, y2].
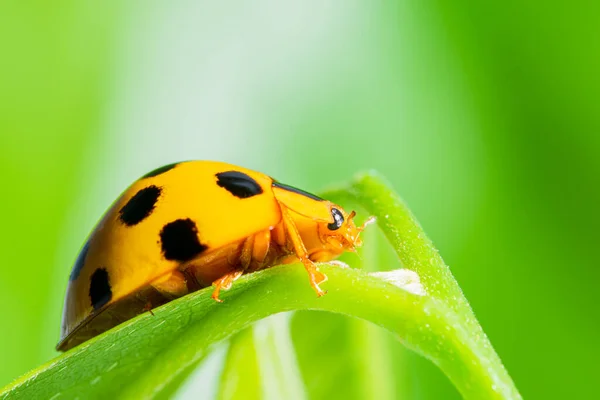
[211, 269, 244, 303]
[272, 223, 287, 247]
[239, 234, 255, 270]
[278, 203, 327, 297]
[143, 302, 155, 316]
[250, 230, 271, 270]
[211, 235, 256, 302]
[150, 270, 189, 300]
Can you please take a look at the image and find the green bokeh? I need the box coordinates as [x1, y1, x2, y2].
[1, 2, 598, 399]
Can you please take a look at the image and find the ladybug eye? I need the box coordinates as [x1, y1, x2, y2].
[327, 208, 344, 231]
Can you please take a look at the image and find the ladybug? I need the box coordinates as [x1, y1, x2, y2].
[57, 161, 369, 351]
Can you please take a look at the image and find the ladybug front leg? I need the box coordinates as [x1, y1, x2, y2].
[211, 235, 255, 302]
[211, 269, 244, 303]
[278, 203, 327, 297]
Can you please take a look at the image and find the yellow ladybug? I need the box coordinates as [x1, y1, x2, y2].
[58, 161, 368, 351]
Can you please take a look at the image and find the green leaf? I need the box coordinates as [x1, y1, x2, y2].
[216, 314, 306, 400]
[252, 315, 306, 400]
[324, 172, 521, 399]
[0, 172, 521, 400]
[217, 328, 261, 400]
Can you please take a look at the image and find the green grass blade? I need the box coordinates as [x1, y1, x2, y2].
[253, 315, 307, 400]
[217, 328, 261, 400]
[351, 227, 398, 400]
[0, 263, 515, 400]
[216, 314, 306, 400]
[325, 171, 521, 399]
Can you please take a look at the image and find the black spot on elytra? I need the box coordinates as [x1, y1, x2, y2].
[160, 218, 207, 261]
[216, 171, 263, 198]
[90, 268, 112, 310]
[142, 162, 178, 178]
[272, 181, 323, 201]
[69, 240, 91, 281]
[119, 185, 161, 226]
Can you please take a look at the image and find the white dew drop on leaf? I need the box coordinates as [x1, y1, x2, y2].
[370, 269, 427, 296]
[324, 260, 350, 269]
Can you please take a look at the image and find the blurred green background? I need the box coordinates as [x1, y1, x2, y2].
[1, 1, 598, 399]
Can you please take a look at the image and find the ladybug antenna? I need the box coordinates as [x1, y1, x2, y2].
[358, 215, 377, 232]
[348, 210, 356, 222]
